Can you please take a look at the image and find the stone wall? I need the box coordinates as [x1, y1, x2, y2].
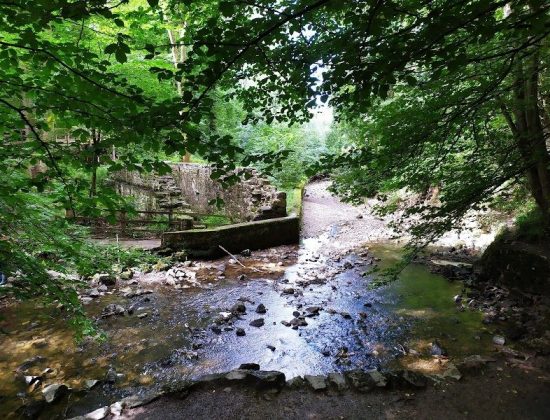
[162, 216, 300, 257]
[112, 163, 287, 222]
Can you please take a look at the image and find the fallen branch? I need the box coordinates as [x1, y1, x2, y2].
[218, 245, 247, 268]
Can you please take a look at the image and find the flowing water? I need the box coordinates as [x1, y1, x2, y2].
[0, 234, 492, 418]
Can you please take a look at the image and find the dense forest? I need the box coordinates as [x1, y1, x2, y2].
[1, 1, 549, 419]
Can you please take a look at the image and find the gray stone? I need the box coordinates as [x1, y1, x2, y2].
[493, 335, 506, 345]
[282, 287, 295, 295]
[305, 375, 327, 391]
[344, 370, 376, 392]
[286, 376, 305, 388]
[42, 383, 69, 403]
[236, 328, 246, 336]
[120, 391, 162, 409]
[101, 304, 125, 318]
[256, 303, 267, 314]
[430, 339, 448, 356]
[367, 370, 388, 387]
[84, 379, 100, 390]
[249, 318, 265, 327]
[96, 273, 116, 286]
[120, 270, 133, 280]
[327, 373, 348, 391]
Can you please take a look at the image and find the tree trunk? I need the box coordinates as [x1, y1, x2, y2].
[89, 129, 100, 198]
[168, 26, 192, 163]
[510, 52, 550, 225]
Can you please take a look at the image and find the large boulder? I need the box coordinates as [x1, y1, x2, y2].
[477, 232, 550, 294]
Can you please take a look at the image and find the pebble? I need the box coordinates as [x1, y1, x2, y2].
[492, 335, 506, 346]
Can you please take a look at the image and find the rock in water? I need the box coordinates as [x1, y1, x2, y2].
[239, 363, 260, 371]
[236, 328, 246, 336]
[231, 302, 246, 314]
[249, 318, 265, 327]
[42, 383, 69, 403]
[256, 303, 267, 314]
[430, 339, 448, 356]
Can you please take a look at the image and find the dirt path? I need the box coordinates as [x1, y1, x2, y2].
[301, 180, 391, 243]
[122, 182, 550, 420]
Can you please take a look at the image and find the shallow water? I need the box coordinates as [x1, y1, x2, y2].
[0, 240, 491, 418]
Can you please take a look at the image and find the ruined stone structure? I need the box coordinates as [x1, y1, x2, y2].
[112, 163, 287, 222]
[162, 216, 300, 257]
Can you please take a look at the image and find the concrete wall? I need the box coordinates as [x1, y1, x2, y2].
[161, 216, 300, 258]
[112, 163, 287, 222]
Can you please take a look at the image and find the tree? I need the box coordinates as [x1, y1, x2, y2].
[171, 0, 550, 241]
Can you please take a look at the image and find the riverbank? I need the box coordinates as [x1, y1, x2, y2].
[2, 181, 549, 419]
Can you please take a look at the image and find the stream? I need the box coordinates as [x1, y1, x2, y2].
[0, 230, 493, 418]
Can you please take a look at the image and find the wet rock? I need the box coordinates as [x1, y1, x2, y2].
[97, 284, 108, 292]
[292, 311, 301, 317]
[120, 270, 133, 280]
[137, 312, 148, 319]
[492, 335, 506, 346]
[267, 345, 276, 351]
[344, 370, 376, 392]
[231, 302, 246, 314]
[236, 328, 246, 336]
[32, 338, 48, 349]
[305, 375, 327, 391]
[290, 317, 308, 327]
[282, 287, 295, 295]
[96, 273, 116, 286]
[101, 304, 125, 318]
[281, 320, 291, 327]
[238, 274, 248, 281]
[81, 297, 94, 305]
[327, 373, 348, 391]
[363, 302, 372, 308]
[211, 325, 222, 334]
[430, 339, 448, 356]
[306, 306, 321, 316]
[42, 383, 69, 403]
[241, 249, 251, 257]
[256, 304, 267, 314]
[84, 379, 100, 390]
[105, 369, 119, 384]
[17, 356, 46, 373]
[249, 318, 265, 327]
[88, 289, 100, 298]
[239, 363, 260, 371]
[341, 312, 352, 319]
